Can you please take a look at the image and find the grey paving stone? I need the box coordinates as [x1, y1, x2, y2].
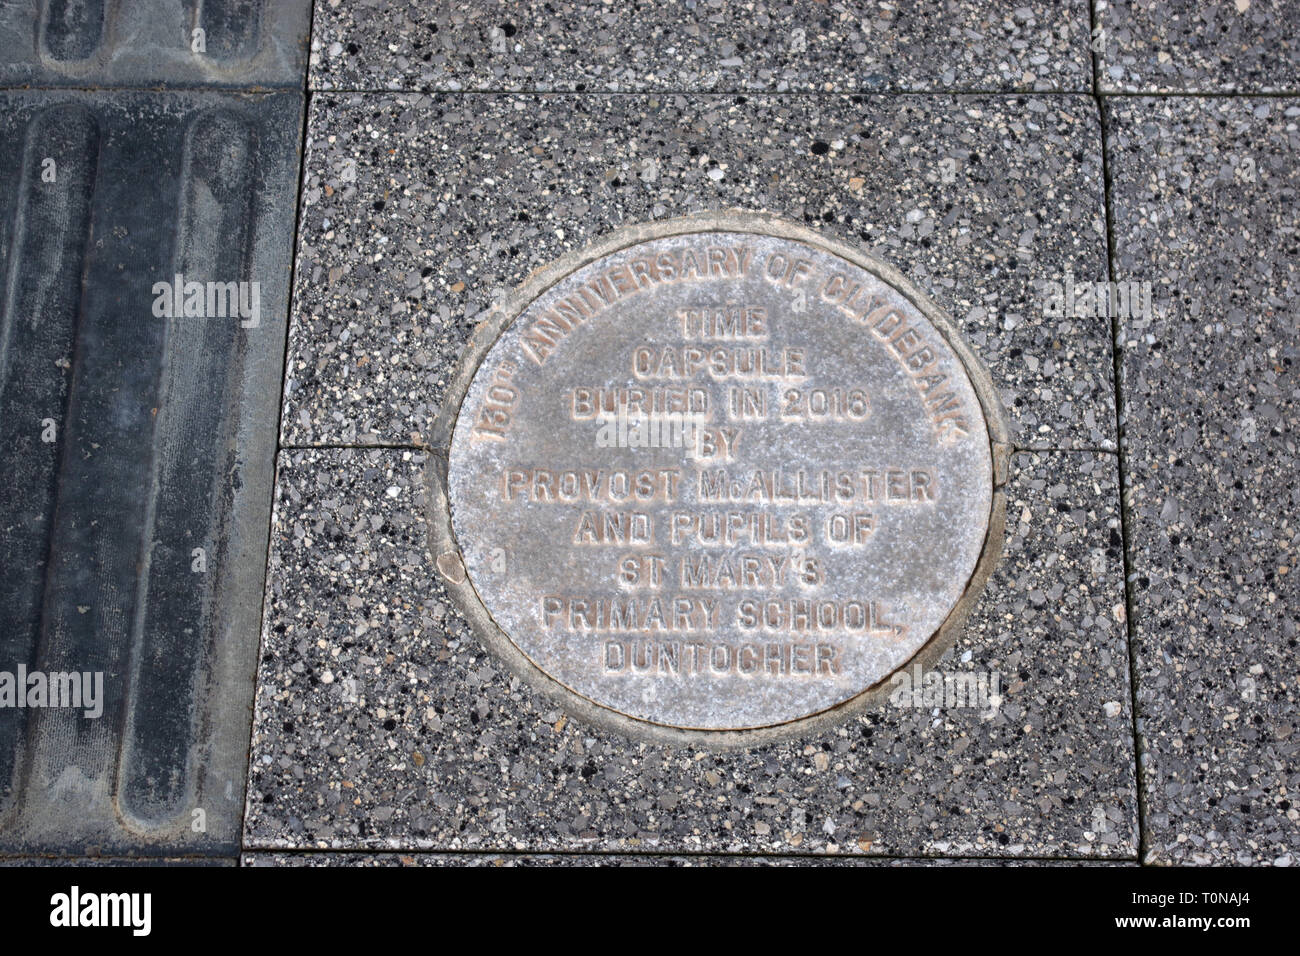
[282, 93, 1114, 451]
[308, 1, 1092, 93]
[1106, 96, 1300, 865]
[0, 89, 303, 857]
[0, 0, 312, 89]
[1099, 0, 1300, 93]
[242, 852, 1129, 866]
[244, 447, 1135, 857]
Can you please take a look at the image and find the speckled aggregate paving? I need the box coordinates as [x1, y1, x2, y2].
[3, 0, 1279, 866]
[242, 852, 1133, 867]
[1106, 97, 1300, 864]
[1098, 0, 1300, 93]
[237, 1, 1300, 867]
[280, 93, 1113, 451]
[244, 448, 1135, 856]
[307, 1, 1094, 93]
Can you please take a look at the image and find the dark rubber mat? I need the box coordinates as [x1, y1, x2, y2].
[0, 89, 302, 855]
[0, 1, 311, 89]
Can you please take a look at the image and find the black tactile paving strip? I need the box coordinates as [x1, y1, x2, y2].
[0, 88, 302, 856]
[0, 0, 311, 89]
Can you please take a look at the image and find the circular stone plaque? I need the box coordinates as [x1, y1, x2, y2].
[430, 213, 1008, 745]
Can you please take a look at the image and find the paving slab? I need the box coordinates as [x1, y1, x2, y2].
[1098, 0, 1300, 93]
[242, 852, 1130, 866]
[0, 89, 303, 856]
[307, 0, 1092, 93]
[1105, 96, 1300, 864]
[0, 0, 312, 90]
[282, 93, 1114, 452]
[244, 447, 1134, 857]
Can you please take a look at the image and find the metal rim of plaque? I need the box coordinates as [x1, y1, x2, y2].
[428, 211, 1010, 748]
